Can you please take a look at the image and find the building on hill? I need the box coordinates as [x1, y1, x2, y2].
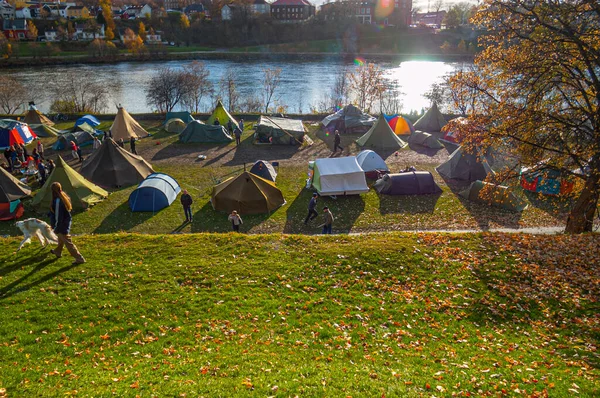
[0, 1, 15, 20]
[123, 4, 153, 19]
[66, 5, 90, 19]
[74, 23, 105, 40]
[412, 11, 446, 28]
[15, 6, 31, 19]
[319, 0, 411, 26]
[251, 0, 270, 15]
[2, 18, 27, 40]
[164, 0, 194, 10]
[184, 3, 205, 15]
[271, 0, 315, 22]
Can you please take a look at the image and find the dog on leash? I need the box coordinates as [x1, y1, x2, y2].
[15, 218, 59, 252]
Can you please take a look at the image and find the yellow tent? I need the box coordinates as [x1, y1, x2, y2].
[110, 107, 149, 142]
[206, 100, 239, 129]
[23, 107, 54, 127]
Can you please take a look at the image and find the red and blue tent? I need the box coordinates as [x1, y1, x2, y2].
[0, 119, 37, 149]
[383, 114, 415, 136]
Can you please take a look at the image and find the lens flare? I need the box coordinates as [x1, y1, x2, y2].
[374, 0, 394, 20]
[354, 57, 365, 67]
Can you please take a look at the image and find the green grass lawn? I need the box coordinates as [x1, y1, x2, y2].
[0, 232, 598, 396]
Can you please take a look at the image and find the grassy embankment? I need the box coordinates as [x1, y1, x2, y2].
[0, 232, 598, 396]
[0, 119, 570, 237]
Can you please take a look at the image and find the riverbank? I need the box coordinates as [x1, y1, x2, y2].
[0, 49, 474, 68]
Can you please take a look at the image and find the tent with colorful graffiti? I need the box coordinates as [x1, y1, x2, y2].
[520, 167, 575, 196]
[0, 119, 37, 149]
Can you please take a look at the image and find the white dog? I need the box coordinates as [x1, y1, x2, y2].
[15, 218, 59, 252]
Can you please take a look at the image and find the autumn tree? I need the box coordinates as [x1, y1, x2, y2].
[0, 31, 11, 59]
[138, 21, 147, 42]
[99, 0, 116, 40]
[123, 28, 145, 54]
[447, 0, 600, 233]
[262, 67, 282, 113]
[26, 21, 38, 41]
[348, 63, 386, 113]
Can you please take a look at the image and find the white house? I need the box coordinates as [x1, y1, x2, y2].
[124, 4, 152, 18]
[145, 32, 162, 44]
[221, 4, 240, 21]
[15, 7, 32, 19]
[0, 1, 15, 20]
[45, 29, 58, 42]
[74, 23, 105, 40]
[251, 0, 270, 15]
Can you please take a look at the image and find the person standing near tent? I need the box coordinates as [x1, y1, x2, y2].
[228, 210, 243, 232]
[3, 147, 12, 172]
[333, 130, 343, 153]
[304, 193, 319, 224]
[227, 120, 233, 135]
[103, 130, 108, 141]
[213, 118, 220, 126]
[37, 139, 44, 160]
[319, 206, 334, 234]
[239, 119, 244, 132]
[234, 126, 242, 146]
[70, 141, 79, 161]
[32, 148, 40, 163]
[49, 182, 86, 265]
[130, 137, 137, 155]
[180, 189, 193, 223]
[15, 144, 24, 164]
[118, 138, 125, 148]
[76, 145, 84, 163]
[38, 161, 47, 186]
[93, 137, 101, 150]
[46, 159, 55, 175]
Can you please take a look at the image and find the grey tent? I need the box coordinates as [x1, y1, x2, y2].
[179, 121, 233, 143]
[0, 166, 31, 202]
[165, 111, 194, 124]
[249, 160, 277, 182]
[52, 131, 95, 150]
[374, 171, 442, 195]
[408, 131, 444, 149]
[321, 104, 376, 134]
[255, 116, 305, 145]
[80, 138, 154, 187]
[436, 147, 492, 182]
[356, 114, 408, 151]
[459, 180, 528, 212]
[413, 103, 447, 133]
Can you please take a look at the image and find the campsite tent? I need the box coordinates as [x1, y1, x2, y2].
[440, 117, 469, 152]
[356, 149, 389, 179]
[179, 121, 233, 143]
[413, 103, 447, 133]
[374, 171, 442, 195]
[211, 171, 285, 214]
[321, 104, 376, 134]
[74, 122, 98, 135]
[249, 160, 277, 182]
[30, 124, 60, 138]
[110, 107, 149, 142]
[75, 115, 100, 127]
[520, 167, 574, 196]
[408, 131, 444, 149]
[207, 100, 239, 129]
[165, 118, 187, 134]
[129, 173, 181, 212]
[0, 119, 37, 149]
[80, 138, 154, 187]
[0, 167, 30, 220]
[52, 131, 94, 150]
[384, 114, 415, 136]
[255, 116, 305, 145]
[356, 114, 408, 151]
[436, 147, 492, 182]
[31, 156, 108, 210]
[460, 180, 528, 212]
[165, 111, 194, 124]
[311, 156, 369, 196]
[23, 105, 54, 127]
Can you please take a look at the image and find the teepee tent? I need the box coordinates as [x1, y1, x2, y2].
[436, 147, 492, 182]
[32, 156, 108, 211]
[179, 121, 233, 143]
[81, 138, 154, 187]
[206, 100, 239, 129]
[356, 114, 408, 151]
[22, 104, 54, 127]
[165, 118, 187, 133]
[408, 131, 444, 149]
[211, 171, 285, 214]
[460, 180, 528, 212]
[413, 103, 447, 133]
[110, 107, 149, 142]
[0, 167, 31, 202]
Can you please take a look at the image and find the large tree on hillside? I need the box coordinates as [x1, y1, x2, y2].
[447, 0, 600, 233]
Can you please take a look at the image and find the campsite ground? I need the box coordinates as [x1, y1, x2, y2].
[0, 232, 599, 396]
[0, 118, 573, 237]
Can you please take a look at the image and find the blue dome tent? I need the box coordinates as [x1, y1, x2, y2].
[75, 115, 100, 127]
[128, 173, 181, 212]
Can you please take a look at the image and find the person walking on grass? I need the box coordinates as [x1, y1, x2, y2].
[239, 119, 244, 132]
[234, 126, 242, 146]
[333, 130, 343, 153]
[49, 182, 86, 265]
[180, 189, 193, 223]
[227, 120, 234, 135]
[76, 145, 84, 163]
[228, 210, 243, 232]
[304, 193, 319, 224]
[130, 137, 137, 155]
[319, 206, 334, 234]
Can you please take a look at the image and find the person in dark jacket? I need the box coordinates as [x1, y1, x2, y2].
[319, 206, 334, 234]
[46, 159, 55, 175]
[180, 189, 193, 222]
[213, 118, 220, 126]
[38, 161, 47, 186]
[76, 146, 84, 163]
[118, 138, 125, 148]
[304, 193, 319, 224]
[130, 137, 137, 155]
[3, 147, 12, 172]
[49, 182, 86, 265]
[233, 126, 242, 146]
[333, 130, 343, 153]
[227, 120, 234, 135]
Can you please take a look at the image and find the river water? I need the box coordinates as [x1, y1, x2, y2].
[5, 59, 464, 114]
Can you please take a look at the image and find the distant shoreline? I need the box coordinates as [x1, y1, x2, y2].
[0, 50, 474, 69]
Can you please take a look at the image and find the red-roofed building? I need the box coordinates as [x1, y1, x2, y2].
[271, 0, 315, 22]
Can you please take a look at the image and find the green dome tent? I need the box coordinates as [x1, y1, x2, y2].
[165, 118, 187, 134]
[179, 121, 233, 143]
[165, 111, 194, 124]
[459, 180, 528, 212]
[408, 131, 444, 149]
[207, 100, 239, 129]
[356, 114, 408, 151]
[414, 103, 447, 133]
[31, 156, 108, 211]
